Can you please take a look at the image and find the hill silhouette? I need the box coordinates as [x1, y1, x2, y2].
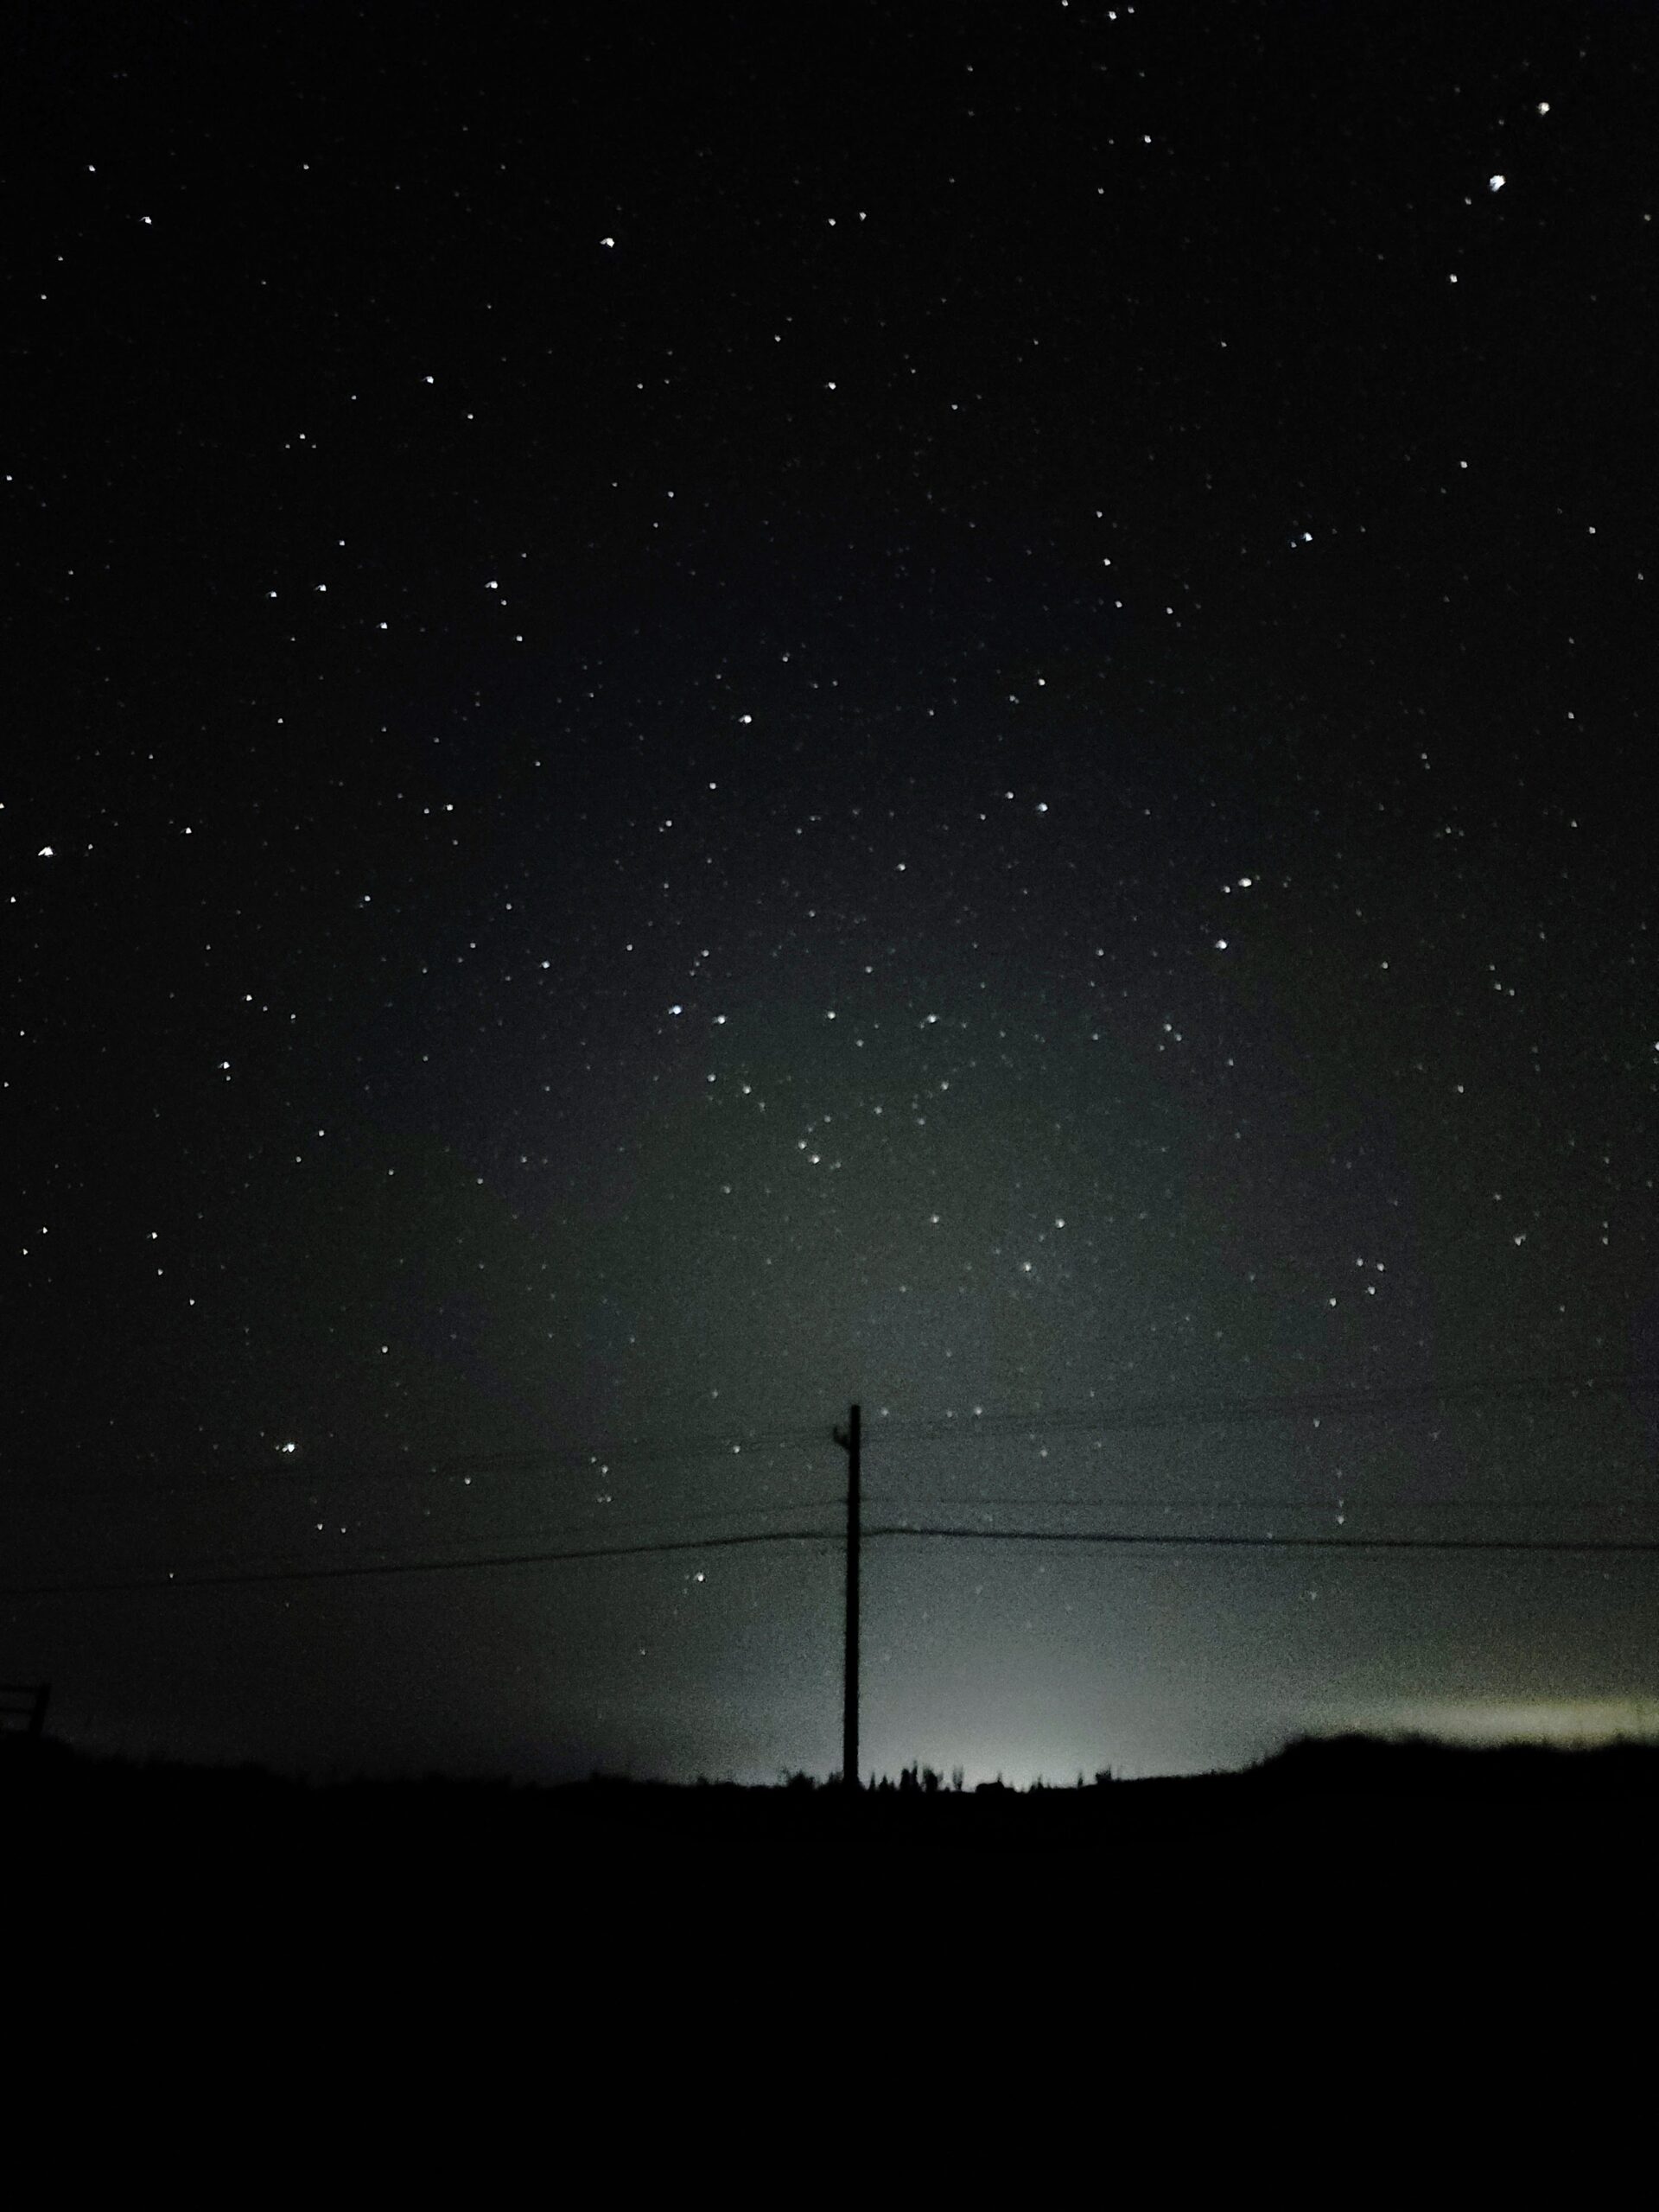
[8, 1728, 1656, 1863]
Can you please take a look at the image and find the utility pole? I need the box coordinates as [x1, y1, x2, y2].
[832, 1402, 861, 1791]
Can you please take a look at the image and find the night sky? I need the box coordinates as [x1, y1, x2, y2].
[9, 3, 1657, 1786]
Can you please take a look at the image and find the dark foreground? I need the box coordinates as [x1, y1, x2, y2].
[9, 1732, 1655, 1999]
[7, 1731, 1657, 1859]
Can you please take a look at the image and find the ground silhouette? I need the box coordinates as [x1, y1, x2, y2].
[8, 1728, 1656, 1864]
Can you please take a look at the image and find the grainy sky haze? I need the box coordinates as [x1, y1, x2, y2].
[8, 2, 1657, 1783]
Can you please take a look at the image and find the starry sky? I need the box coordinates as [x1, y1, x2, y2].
[8, 2, 1657, 1784]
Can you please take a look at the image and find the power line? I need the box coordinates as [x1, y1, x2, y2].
[872, 1373, 1659, 1440]
[864, 1493, 1659, 1514]
[9, 1373, 1651, 1500]
[0, 1424, 834, 1503]
[0, 1526, 842, 1602]
[10, 1381, 1656, 1602]
[11, 1512, 1657, 1606]
[863, 1524, 1659, 1555]
[9, 1495, 854, 1595]
[391, 1497, 851, 1551]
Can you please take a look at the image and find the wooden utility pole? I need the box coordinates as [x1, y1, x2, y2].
[832, 1402, 861, 1791]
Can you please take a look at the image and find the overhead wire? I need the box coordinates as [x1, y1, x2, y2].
[0, 1525, 844, 1602]
[8, 1372, 1652, 1501]
[10, 1512, 1657, 1605]
[863, 1492, 1657, 1514]
[864, 1524, 1659, 1554]
[870, 1372, 1659, 1441]
[5, 1374, 1651, 1504]
[0, 1493, 852, 1595]
[0, 1420, 833, 1502]
[8, 1373, 1653, 1596]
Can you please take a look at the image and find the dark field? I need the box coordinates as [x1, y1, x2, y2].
[9, 1731, 1656, 1858]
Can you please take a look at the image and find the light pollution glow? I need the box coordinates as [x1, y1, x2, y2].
[1325, 1700, 1659, 1747]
